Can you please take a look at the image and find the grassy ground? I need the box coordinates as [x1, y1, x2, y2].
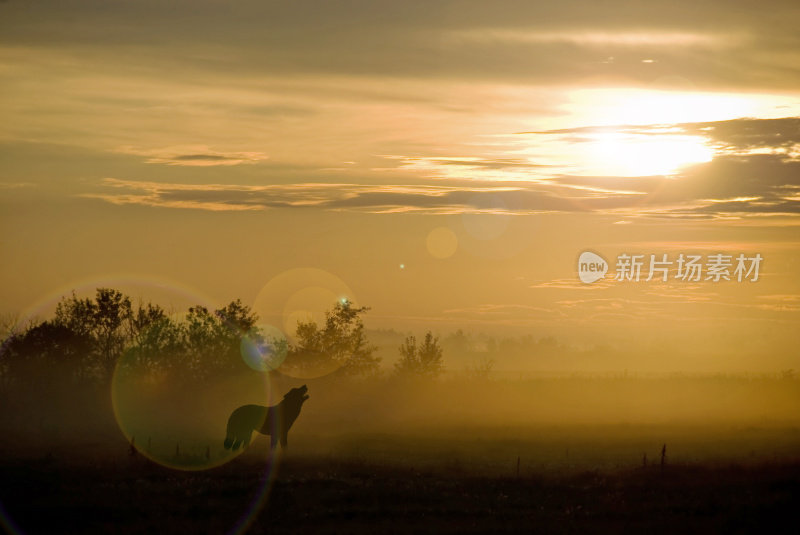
[2, 427, 799, 534]
[2, 375, 799, 533]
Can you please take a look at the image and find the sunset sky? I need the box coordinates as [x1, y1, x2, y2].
[2, 0, 799, 372]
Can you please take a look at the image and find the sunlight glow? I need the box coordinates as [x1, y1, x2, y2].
[514, 88, 800, 178]
[582, 133, 714, 176]
[449, 30, 728, 47]
[565, 88, 800, 126]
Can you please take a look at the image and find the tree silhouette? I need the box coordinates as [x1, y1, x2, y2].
[52, 288, 132, 380]
[395, 331, 444, 378]
[122, 303, 183, 379]
[183, 299, 259, 380]
[51, 288, 133, 379]
[285, 300, 379, 377]
[183, 305, 219, 379]
[0, 288, 268, 386]
[1, 321, 93, 386]
[0, 289, 385, 388]
[211, 299, 259, 374]
[464, 356, 494, 381]
[94, 289, 133, 378]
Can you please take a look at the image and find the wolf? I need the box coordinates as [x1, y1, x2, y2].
[223, 385, 309, 451]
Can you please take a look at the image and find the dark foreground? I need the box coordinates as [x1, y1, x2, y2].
[2, 454, 799, 535]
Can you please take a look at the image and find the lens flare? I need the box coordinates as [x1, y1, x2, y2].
[226, 455, 281, 535]
[461, 195, 511, 241]
[111, 357, 273, 471]
[252, 268, 357, 379]
[426, 227, 458, 259]
[0, 502, 22, 535]
[18, 274, 261, 472]
[12, 274, 217, 334]
[240, 324, 288, 372]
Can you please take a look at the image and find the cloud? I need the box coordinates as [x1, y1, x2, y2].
[531, 117, 800, 157]
[607, 240, 785, 252]
[25, 113, 797, 221]
[380, 155, 646, 200]
[439, 304, 564, 325]
[640, 154, 800, 217]
[512, 117, 800, 219]
[82, 178, 567, 214]
[447, 30, 731, 47]
[373, 117, 800, 220]
[641, 285, 717, 302]
[382, 155, 552, 173]
[757, 294, 800, 302]
[679, 117, 800, 154]
[82, 148, 800, 220]
[1, 1, 798, 89]
[528, 278, 614, 290]
[554, 297, 666, 318]
[116, 146, 268, 166]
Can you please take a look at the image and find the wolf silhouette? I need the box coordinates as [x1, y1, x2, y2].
[223, 385, 309, 451]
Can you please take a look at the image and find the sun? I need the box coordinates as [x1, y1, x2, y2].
[582, 131, 715, 176]
[541, 86, 799, 177]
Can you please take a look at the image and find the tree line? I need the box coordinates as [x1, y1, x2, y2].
[0, 288, 445, 388]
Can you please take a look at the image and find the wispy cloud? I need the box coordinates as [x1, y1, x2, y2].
[757, 294, 800, 303]
[446, 29, 733, 47]
[82, 178, 558, 214]
[4, 1, 797, 89]
[65, 116, 800, 221]
[528, 278, 614, 290]
[553, 297, 669, 320]
[606, 241, 785, 252]
[376, 155, 555, 183]
[528, 117, 800, 160]
[439, 303, 565, 326]
[116, 146, 269, 166]
[400, 117, 800, 220]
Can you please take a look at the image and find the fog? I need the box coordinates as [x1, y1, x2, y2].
[3, 366, 799, 474]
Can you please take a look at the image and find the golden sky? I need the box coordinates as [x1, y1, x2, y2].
[1, 0, 799, 372]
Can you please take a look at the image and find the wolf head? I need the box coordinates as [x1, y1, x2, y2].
[284, 384, 309, 403]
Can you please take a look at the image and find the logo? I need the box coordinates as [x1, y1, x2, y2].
[578, 251, 608, 284]
[576, 250, 763, 283]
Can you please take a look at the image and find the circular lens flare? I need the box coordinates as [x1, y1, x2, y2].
[462, 195, 511, 241]
[240, 324, 288, 372]
[426, 227, 458, 259]
[111, 359, 274, 471]
[7, 274, 286, 531]
[252, 268, 357, 379]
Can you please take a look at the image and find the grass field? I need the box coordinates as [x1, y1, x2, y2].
[2, 374, 799, 533]
[2, 423, 799, 534]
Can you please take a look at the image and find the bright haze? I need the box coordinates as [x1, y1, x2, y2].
[1, 0, 799, 373]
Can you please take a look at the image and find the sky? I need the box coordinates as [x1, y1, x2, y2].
[1, 0, 799, 372]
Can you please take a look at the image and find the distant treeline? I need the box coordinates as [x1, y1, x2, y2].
[0, 288, 449, 389]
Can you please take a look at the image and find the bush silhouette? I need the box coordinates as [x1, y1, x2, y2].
[395, 331, 444, 378]
[283, 300, 380, 377]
